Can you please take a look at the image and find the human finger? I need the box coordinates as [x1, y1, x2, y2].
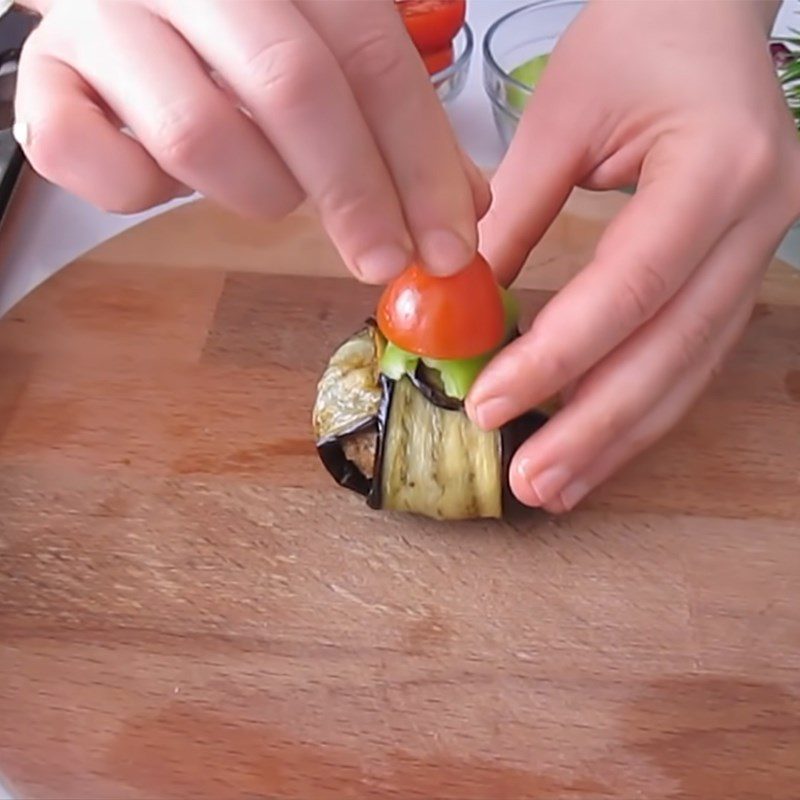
[459, 146, 492, 220]
[541, 295, 755, 514]
[300, 0, 479, 274]
[477, 60, 596, 286]
[15, 34, 184, 212]
[61, 2, 304, 219]
[468, 139, 759, 431]
[506, 217, 780, 509]
[164, 0, 414, 283]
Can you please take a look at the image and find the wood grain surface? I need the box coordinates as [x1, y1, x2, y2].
[0, 192, 799, 800]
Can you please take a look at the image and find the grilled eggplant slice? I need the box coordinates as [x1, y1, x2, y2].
[379, 375, 503, 519]
[313, 322, 552, 520]
[312, 324, 383, 497]
[312, 324, 382, 440]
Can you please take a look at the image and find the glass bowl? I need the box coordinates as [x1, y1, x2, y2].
[431, 23, 473, 103]
[483, 1, 584, 148]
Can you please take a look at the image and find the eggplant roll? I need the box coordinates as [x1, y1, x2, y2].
[312, 321, 552, 521]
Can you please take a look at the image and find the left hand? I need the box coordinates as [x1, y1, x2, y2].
[466, 0, 800, 512]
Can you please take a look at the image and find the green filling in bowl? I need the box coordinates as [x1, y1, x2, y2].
[507, 53, 550, 112]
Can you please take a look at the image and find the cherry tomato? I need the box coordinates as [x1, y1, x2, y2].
[396, 0, 466, 55]
[376, 254, 505, 360]
[422, 44, 454, 75]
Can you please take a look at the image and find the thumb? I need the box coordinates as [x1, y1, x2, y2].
[479, 83, 592, 287]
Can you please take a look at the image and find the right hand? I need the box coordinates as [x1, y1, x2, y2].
[14, 0, 487, 283]
[468, 0, 800, 512]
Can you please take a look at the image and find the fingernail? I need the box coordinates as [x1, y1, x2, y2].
[519, 462, 571, 506]
[559, 479, 591, 511]
[354, 243, 411, 284]
[12, 121, 29, 147]
[469, 396, 515, 430]
[418, 228, 473, 275]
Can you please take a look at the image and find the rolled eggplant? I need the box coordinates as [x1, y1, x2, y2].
[313, 321, 553, 521]
[312, 324, 384, 497]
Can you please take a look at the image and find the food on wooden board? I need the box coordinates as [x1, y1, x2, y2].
[312, 255, 557, 521]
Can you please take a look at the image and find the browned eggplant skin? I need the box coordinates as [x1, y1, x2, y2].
[366, 374, 394, 511]
[316, 419, 377, 498]
[499, 410, 549, 514]
[314, 322, 553, 519]
[312, 323, 382, 497]
[406, 330, 523, 413]
[407, 363, 462, 411]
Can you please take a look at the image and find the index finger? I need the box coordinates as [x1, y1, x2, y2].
[164, 0, 413, 284]
[467, 139, 748, 430]
[300, 0, 480, 275]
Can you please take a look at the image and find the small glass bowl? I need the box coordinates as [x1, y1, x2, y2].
[431, 23, 473, 103]
[483, 1, 584, 148]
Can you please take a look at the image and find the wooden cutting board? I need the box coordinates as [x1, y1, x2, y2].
[1, 192, 799, 800]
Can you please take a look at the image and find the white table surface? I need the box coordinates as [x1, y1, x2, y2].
[0, 0, 796, 317]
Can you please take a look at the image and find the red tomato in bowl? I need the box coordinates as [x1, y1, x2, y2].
[376, 253, 505, 360]
[422, 44, 454, 75]
[396, 0, 466, 55]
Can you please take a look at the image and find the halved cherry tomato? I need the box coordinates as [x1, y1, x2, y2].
[422, 44, 454, 75]
[396, 0, 466, 55]
[376, 254, 505, 360]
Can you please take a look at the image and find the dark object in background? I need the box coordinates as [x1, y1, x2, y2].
[0, 9, 36, 232]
